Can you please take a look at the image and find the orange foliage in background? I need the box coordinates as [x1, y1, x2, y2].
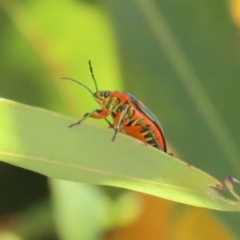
[232, 0, 240, 28]
[105, 194, 236, 240]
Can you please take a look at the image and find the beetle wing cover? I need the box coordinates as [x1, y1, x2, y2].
[125, 93, 165, 134]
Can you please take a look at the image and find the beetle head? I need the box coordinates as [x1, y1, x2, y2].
[93, 91, 111, 106]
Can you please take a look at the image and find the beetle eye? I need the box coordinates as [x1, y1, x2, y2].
[104, 91, 110, 98]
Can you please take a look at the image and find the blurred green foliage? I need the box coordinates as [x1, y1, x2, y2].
[0, 0, 240, 239]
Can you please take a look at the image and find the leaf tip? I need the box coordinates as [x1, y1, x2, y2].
[224, 176, 240, 201]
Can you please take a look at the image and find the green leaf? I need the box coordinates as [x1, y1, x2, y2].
[0, 98, 239, 211]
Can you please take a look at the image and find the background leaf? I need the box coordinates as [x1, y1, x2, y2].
[103, 0, 240, 238]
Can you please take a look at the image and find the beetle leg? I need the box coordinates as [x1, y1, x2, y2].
[69, 110, 96, 128]
[89, 109, 110, 119]
[104, 118, 116, 130]
[90, 110, 116, 129]
[112, 105, 130, 141]
[69, 109, 114, 128]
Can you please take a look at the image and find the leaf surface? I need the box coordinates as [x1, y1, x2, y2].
[0, 98, 239, 211]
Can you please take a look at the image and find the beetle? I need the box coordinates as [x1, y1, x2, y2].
[62, 61, 167, 152]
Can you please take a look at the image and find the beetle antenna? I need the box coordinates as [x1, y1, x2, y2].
[61, 77, 94, 95]
[88, 60, 99, 92]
